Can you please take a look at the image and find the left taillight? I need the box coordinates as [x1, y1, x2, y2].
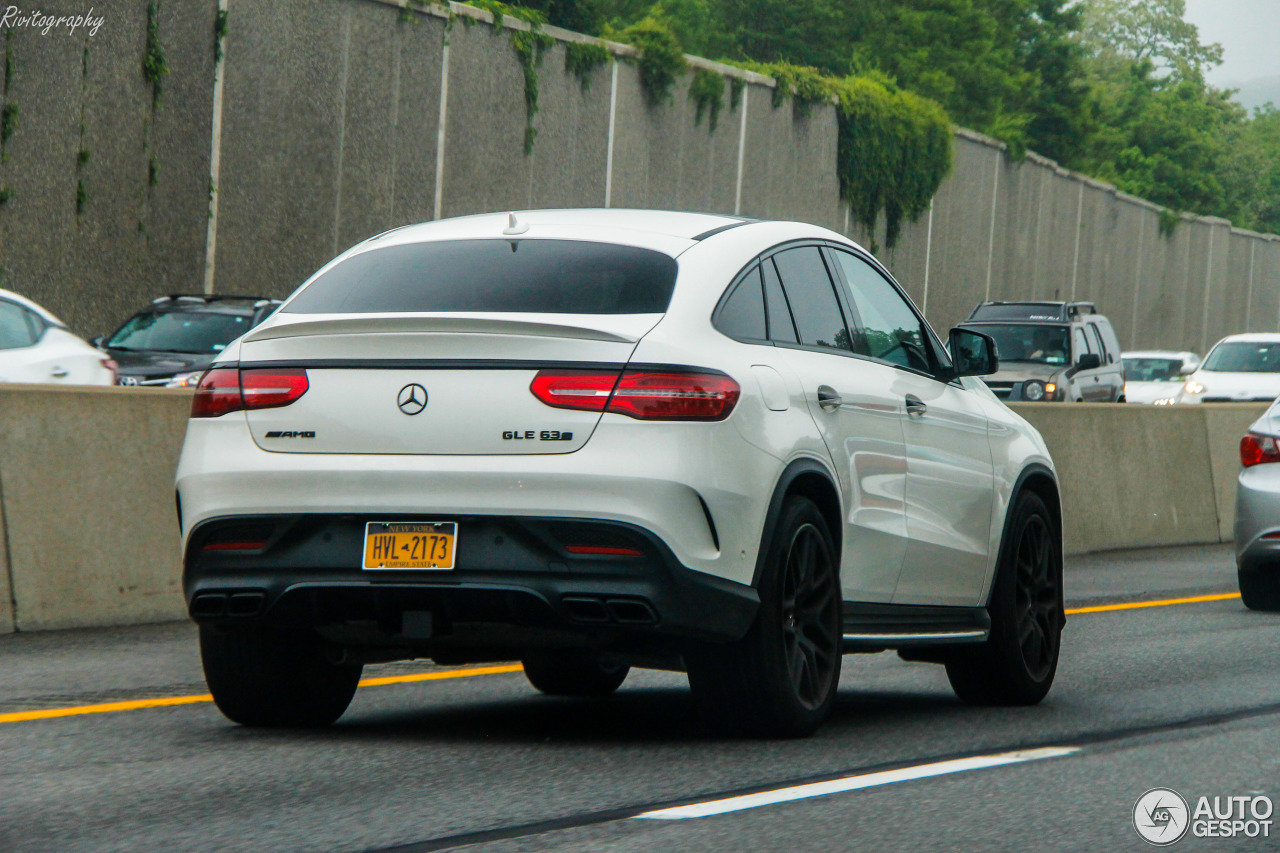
[191, 368, 309, 418]
[1241, 432, 1280, 468]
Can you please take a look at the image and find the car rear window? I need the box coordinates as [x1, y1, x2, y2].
[1202, 341, 1280, 373]
[283, 240, 679, 315]
[108, 310, 253, 354]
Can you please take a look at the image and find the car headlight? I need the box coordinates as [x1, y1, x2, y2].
[166, 371, 204, 389]
[1023, 380, 1046, 401]
[1184, 380, 1206, 395]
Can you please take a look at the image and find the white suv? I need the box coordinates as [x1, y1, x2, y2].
[177, 210, 1064, 736]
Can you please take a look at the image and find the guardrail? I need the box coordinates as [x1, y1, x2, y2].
[0, 386, 1264, 633]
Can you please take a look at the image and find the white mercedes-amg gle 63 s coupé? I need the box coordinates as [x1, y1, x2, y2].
[177, 209, 1064, 736]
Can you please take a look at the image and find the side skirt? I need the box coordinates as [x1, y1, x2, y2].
[841, 602, 990, 653]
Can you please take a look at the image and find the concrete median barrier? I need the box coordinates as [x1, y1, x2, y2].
[0, 388, 1263, 633]
[1010, 402, 1266, 555]
[0, 384, 192, 633]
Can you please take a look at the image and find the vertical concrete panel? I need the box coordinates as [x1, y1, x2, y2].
[1225, 231, 1255, 337]
[919, 135, 995, 332]
[1040, 171, 1081, 304]
[441, 21, 530, 216]
[988, 155, 1045, 303]
[1252, 237, 1280, 333]
[389, 13, 443, 227]
[1071, 182, 1111, 305]
[215, 0, 347, 299]
[1182, 221, 1213, 353]
[0, 489, 13, 633]
[1091, 193, 1144, 349]
[1146, 222, 1194, 352]
[1199, 222, 1239, 352]
[0, 1, 213, 336]
[333, 2, 399, 251]
[737, 87, 840, 230]
[524, 43, 611, 209]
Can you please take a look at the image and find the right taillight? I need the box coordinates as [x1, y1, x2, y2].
[1241, 433, 1280, 467]
[191, 367, 309, 418]
[529, 368, 740, 421]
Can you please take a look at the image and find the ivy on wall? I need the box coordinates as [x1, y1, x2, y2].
[564, 41, 611, 93]
[612, 13, 685, 106]
[143, 2, 168, 107]
[688, 68, 724, 132]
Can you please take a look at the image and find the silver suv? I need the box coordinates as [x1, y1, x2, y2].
[960, 302, 1126, 402]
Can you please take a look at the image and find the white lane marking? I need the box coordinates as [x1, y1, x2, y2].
[634, 747, 1079, 820]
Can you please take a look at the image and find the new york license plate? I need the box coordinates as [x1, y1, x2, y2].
[362, 521, 457, 570]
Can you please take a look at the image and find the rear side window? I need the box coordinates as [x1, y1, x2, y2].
[715, 267, 767, 340]
[0, 301, 38, 350]
[771, 247, 852, 352]
[284, 240, 679, 315]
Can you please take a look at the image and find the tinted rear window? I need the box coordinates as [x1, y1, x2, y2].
[284, 240, 679, 315]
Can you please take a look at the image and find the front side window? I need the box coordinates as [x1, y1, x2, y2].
[108, 311, 252, 354]
[285, 240, 679, 315]
[1202, 342, 1280, 373]
[1072, 327, 1090, 361]
[829, 251, 931, 372]
[770, 248, 852, 352]
[0, 301, 38, 350]
[964, 323, 1070, 365]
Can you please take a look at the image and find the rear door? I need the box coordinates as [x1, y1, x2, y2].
[238, 238, 677, 455]
[826, 248, 995, 606]
[763, 245, 908, 603]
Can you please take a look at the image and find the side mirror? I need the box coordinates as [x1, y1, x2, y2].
[1179, 362, 1197, 375]
[89, 335, 106, 349]
[949, 327, 998, 378]
[1076, 353, 1102, 370]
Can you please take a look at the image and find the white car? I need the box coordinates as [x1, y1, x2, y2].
[1122, 350, 1199, 404]
[1176, 334, 1280, 404]
[0, 288, 116, 385]
[176, 210, 1065, 736]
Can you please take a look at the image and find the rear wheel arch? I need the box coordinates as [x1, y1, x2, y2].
[752, 458, 843, 588]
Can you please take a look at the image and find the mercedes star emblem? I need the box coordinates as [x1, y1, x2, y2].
[397, 383, 428, 415]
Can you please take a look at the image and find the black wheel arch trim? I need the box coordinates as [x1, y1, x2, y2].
[750, 456, 842, 588]
[986, 462, 1063, 609]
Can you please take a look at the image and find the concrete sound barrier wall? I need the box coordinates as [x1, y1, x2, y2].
[0, 387, 1265, 634]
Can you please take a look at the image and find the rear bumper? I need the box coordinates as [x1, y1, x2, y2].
[184, 513, 760, 654]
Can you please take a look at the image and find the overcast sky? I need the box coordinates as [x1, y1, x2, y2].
[1182, 0, 1280, 85]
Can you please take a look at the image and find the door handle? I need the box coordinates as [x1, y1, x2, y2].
[817, 386, 842, 412]
[905, 395, 927, 417]
[49, 366, 69, 378]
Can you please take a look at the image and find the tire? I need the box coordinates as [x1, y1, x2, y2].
[522, 652, 629, 696]
[200, 624, 362, 727]
[1239, 570, 1280, 611]
[686, 496, 842, 738]
[946, 490, 1063, 706]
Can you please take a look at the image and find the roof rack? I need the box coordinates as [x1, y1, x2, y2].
[966, 300, 1099, 323]
[152, 293, 284, 304]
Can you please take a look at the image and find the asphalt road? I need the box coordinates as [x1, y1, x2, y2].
[1, 543, 1277, 852]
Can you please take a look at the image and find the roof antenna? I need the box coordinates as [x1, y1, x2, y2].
[503, 212, 530, 235]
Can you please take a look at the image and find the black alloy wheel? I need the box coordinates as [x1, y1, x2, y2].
[686, 496, 842, 737]
[946, 490, 1063, 705]
[780, 520, 841, 710]
[1012, 511, 1059, 681]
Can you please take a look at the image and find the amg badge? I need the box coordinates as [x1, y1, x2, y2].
[264, 430, 316, 439]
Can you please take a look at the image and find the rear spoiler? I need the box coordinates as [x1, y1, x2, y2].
[243, 315, 645, 345]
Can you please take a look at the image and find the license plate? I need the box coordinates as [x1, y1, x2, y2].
[362, 521, 457, 570]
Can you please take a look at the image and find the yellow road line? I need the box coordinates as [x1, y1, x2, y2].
[0, 663, 524, 725]
[1066, 592, 1241, 615]
[0, 593, 1247, 726]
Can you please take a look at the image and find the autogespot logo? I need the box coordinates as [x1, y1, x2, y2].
[1134, 788, 1191, 846]
[397, 383, 428, 416]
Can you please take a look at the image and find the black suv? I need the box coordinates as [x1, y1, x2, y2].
[959, 301, 1126, 402]
[95, 295, 282, 387]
